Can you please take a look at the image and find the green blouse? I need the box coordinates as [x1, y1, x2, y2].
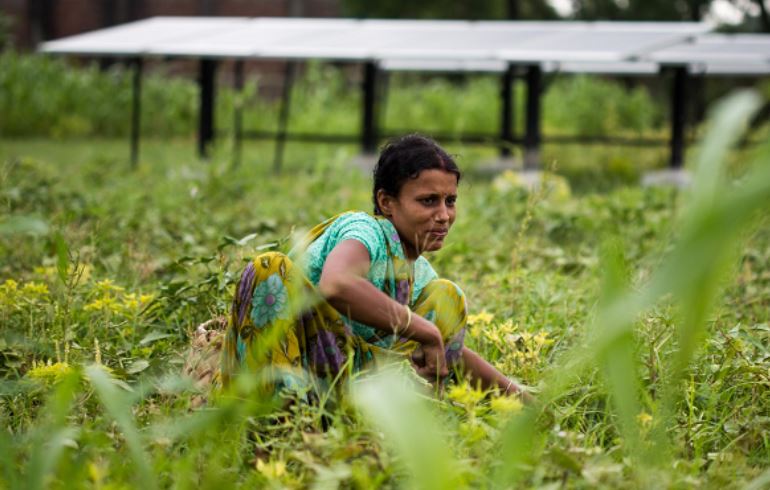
[298, 211, 438, 344]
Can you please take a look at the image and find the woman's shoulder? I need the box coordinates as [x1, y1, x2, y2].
[306, 211, 386, 260]
[330, 211, 379, 229]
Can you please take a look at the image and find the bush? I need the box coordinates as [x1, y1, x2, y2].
[544, 75, 661, 136]
[1, 52, 665, 141]
[0, 51, 197, 138]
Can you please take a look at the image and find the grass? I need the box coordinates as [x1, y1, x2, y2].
[1, 90, 770, 488]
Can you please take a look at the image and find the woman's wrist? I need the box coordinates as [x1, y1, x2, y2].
[404, 313, 442, 345]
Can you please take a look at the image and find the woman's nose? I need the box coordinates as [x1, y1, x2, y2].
[435, 203, 450, 222]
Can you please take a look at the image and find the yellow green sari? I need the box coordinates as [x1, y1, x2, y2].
[220, 212, 467, 398]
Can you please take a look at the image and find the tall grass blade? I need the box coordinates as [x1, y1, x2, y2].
[0, 418, 20, 489]
[86, 365, 158, 490]
[491, 407, 539, 486]
[593, 240, 648, 462]
[24, 370, 80, 490]
[494, 90, 770, 481]
[352, 369, 464, 490]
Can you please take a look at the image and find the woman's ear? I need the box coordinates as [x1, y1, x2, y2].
[376, 189, 394, 217]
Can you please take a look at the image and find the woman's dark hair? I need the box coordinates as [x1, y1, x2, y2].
[372, 134, 461, 215]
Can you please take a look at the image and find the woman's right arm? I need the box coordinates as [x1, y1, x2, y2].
[318, 239, 448, 379]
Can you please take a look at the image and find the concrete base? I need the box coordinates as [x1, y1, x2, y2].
[641, 168, 692, 188]
[514, 170, 547, 190]
[349, 152, 378, 175]
[474, 157, 520, 176]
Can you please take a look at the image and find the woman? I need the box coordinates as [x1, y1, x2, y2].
[220, 134, 527, 401]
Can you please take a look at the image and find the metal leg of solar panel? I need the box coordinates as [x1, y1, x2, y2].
[524, 65, 542, 170]
[274, 61, 297, 173]
[378, 70, 391, 141]
[670, 66, 688, 169]
[232, 60, 244, 169]
[500, 64, 516, 158]
[198, 59, 218, 159]
[362, 61, 379, 154]
[130, 57, 143, 169]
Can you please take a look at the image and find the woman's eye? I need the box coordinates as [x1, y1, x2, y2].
[446, 197, 457, 207]
[421, 198, 436, 205]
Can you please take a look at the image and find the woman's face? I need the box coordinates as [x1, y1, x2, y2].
[377, 169, 458, 259]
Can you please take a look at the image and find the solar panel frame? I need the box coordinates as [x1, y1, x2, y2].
[149, 18, 362, 59]
[649, 33, 770, 65]
[41, 17, 252, 57]
[38, 16, 770, 77]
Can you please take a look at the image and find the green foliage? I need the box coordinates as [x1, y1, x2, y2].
[545, 75, 661, 136]
[0, 11, 12, 50]
[572, 0, 712, 21]
[0, 51, 197, 138]
[1, 52, 665, 148]
[0, 87, 769, 487]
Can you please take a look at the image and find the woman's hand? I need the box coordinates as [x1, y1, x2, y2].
[407, 316, 448, 382]
[462, 347, 533, 403]
[416, 333, 449, 382]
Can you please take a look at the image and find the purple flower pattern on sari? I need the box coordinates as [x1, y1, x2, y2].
[236, 262, 256, 327]
[445, 327, 466, 366]
[308, 330, 346, 375]
[395, 279, 410, 305]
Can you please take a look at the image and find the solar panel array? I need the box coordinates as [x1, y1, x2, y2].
[41, 17, 770, 76]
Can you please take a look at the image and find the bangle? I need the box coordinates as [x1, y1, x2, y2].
[504, 379, 514, 394]
[403, 304, 412, 332]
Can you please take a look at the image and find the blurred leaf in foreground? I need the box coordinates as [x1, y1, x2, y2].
[0, 215, 49, 236]
[352, 366, 464, 490]
[494, 89, 770, 484]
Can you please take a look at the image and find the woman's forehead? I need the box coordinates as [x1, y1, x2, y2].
[402, 169, 458, 194]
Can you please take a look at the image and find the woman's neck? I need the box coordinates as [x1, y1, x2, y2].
[402, 241, 420, 261]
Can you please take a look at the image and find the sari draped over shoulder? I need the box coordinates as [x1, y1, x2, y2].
[220, 211, 467, 397]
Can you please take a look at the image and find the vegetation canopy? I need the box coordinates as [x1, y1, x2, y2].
[1, 54, 769, 488]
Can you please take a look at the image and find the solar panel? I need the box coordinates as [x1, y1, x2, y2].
[496, 24, 707, 63]
[379, 59, 659, 75]
[690, 63, 770, 75]
[543, 61, 659, 74]
[650, 34, 770, 65]
[41, 17, 250, 56]
[379, 59, 507, 72]
[150, 18, 361, 58]
[38, 16, 770, 76]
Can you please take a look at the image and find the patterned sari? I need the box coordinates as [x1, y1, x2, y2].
[220, 212, 467, 398]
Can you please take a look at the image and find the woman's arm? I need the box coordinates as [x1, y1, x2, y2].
[462, 347, 533, 403]
[318, 239, 448, 379]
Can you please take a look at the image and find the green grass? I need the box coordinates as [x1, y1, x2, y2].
[1, 91, 770, 488]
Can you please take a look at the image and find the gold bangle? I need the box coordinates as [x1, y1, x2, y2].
[403, 304, 412, 332]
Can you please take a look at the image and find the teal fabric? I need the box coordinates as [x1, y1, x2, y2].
[300, 211, 438, 305]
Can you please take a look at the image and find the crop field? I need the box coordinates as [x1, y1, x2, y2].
[2, 62, 770, 488]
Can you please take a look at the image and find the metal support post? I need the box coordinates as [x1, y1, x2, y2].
[130, 57, 143, 169]
[524, 65, 541, 170]
[500, 63, 516, 158]
[274, 61, 297, 172]
[361, 61, 379, 154]
[198, 59, 218, 159]
[232, 59, 244, 168]
[670, 66, 688, 169]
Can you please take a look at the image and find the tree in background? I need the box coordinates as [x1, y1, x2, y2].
[341, 0, 768, 32]
[0, 11, 12, 49]
[736, 0, 770, 32]
[570, 0, 712, 21]
[340, 0, 558, 20]
[571, 0, 770, 32]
